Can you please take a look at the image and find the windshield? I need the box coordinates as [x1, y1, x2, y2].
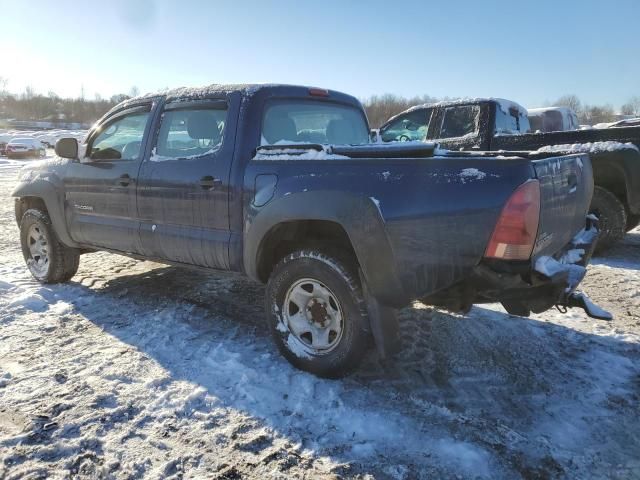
[261, 100, 369, 145]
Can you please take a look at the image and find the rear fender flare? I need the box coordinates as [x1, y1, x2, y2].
[245, 191, 408, 307]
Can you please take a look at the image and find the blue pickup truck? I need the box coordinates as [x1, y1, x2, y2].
[12, 84, 606, 377]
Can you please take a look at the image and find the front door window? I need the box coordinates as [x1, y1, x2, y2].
[89, 112, 150, 161]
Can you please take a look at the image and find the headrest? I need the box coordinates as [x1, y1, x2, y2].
[326, 119, 355, 145]
[187, 111, 221, 140]
[263, 112, 298, 144]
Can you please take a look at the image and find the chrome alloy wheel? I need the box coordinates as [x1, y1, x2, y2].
[27, 223, 50, 276]
[283, 278, 344, 354]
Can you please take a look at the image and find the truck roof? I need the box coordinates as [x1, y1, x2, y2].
[383, 97, 528, 129]
[107, 83, 363, 119]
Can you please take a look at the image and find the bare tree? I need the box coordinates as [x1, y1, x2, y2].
[129, 86, 140, 98]
[0, 77, 8, 97]
[580, 104, 616, 125]
[621, 96, 640, 117]
[554, 94, 582, 114]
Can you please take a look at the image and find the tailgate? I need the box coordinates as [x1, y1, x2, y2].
[531, 153, 594, 258]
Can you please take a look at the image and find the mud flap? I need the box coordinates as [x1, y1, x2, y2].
[360, 271, 401, 359]
[563, 291, 613, 321]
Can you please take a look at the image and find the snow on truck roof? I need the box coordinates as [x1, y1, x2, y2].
[117, 83, 350, 107]
[102, 84, 358, 125]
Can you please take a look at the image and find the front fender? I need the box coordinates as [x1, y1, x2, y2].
[12, 172, 79, 248]
[244, 190, 409, 307]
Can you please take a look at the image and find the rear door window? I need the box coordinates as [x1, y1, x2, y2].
[261, 101, 369, 145]
[154, 106, 227, 160]
[438, 105, 480, 139]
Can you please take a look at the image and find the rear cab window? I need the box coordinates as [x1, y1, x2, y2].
[261, 100, 369, 146]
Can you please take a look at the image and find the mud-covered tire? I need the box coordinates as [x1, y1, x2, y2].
[590, 186, 627, 253]
[265, 249, 371, 378]
[20, 209, 80, 283]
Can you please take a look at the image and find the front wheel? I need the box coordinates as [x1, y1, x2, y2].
[20, 209, 80, 283]
[265, 250, 371, 378]
[590, 186, 627, 253]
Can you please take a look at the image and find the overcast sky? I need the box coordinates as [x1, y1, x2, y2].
[2, 0, 638, 108]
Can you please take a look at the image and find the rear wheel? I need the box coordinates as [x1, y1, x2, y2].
[20, 209, 80, 283]
[265, 249, 370, 378]
[590, 186, 627, 253]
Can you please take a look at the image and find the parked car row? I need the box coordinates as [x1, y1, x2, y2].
[0, 129, 88, 159]
[12, 84, 611, 377]
[2, 138, 47, 158]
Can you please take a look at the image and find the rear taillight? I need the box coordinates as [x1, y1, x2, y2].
[484, 179, 540, 260]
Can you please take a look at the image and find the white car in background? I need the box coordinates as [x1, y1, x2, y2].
[6, 138, 46, 159]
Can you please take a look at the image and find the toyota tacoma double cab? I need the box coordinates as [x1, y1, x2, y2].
[13, 84, 608, 377]
[380, 98, 640, 251]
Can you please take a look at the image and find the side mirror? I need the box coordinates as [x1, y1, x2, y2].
[55, 138, 78, 159]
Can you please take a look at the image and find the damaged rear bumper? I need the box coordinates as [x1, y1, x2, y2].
[425, 216, 611, 319]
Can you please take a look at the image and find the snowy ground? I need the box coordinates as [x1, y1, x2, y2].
[0, 158, 639, 479]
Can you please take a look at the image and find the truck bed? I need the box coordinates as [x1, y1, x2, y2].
[246, 144, 593, 302]
[492, 124, 640, 152]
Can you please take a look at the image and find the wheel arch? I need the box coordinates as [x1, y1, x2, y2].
[245, 191, 409, 307]
[591, 149, 640, 214]
[13, 180, 79, 248]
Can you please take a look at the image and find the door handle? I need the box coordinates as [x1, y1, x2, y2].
[118, 174, 132, 186]
[199, 175, 222, 190]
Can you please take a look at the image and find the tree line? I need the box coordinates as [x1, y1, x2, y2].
[0, 78, 137, 126]
[1, 77, 638, 130]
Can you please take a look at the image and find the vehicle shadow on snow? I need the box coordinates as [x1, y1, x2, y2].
[590, 230, 640, 271]
[68, 262, 639, 477]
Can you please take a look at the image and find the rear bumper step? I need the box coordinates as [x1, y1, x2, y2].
[422, 215, 613, 320]
[561, 291, 613, 321]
